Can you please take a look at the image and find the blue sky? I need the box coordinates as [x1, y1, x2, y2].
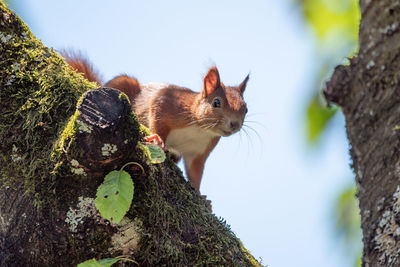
[11, 1, 355, 266]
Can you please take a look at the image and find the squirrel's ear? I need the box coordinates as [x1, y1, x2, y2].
[238, 74, 249, 95]
[203, 67, 221, 97]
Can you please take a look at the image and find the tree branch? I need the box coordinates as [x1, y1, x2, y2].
[0, 3, 260, 266]
[326, 0, 400, 265]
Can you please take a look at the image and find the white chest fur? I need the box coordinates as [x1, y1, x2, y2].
[165, 125, 217, 158]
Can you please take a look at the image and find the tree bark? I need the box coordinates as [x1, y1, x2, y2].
[0, 3, 260, 266]
[325, 0, 400, 266]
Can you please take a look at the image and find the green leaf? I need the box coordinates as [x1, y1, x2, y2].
[146, 144, 166, 164]
[333, 185, 362, 266]
[301, 0, 360, 42]
[78, 258, 119, 267]
[96, 170, 134, 224]
[334, 186, 361, 241]
[305, 94, 337, 144]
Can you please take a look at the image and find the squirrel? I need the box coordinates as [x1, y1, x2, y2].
[63, 52, 249, 194]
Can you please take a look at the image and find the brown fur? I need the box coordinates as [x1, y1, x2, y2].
[104, 75, 141, 106]
[186, 136, 220, 192]
[62, 51, 103, 85]
[63, 54, 249, 193]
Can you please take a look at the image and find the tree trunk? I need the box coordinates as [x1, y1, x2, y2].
[0, 3, 260, 266]
[325, 0, 400, 266]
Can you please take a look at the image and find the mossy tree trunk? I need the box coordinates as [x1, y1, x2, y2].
[0, 3, 260, 266]
[325, 0, 400, 266]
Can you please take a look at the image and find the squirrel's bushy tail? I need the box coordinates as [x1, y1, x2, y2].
[62, 50, 103, 86]
[62, 50, 141, 104]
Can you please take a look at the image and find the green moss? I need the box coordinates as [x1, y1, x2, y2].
[139, 123, 151, 137]
[118, 91, 148, 139]
[54, 111, 79, 155]
[240, 240, 263, 266]
[135, 142, 152, 162]
[117, 91, 130, 103]
[0, 4, 95, 205]
[127, 158, 260, 266]
[0, 3, 260, 265]
[68, 224, 114, 261]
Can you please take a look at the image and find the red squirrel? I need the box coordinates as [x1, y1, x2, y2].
[64, 53, 249, 193]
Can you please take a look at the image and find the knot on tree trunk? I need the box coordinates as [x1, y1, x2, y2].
[0, 3, 261, 266]
[324, 63, 354, 107]
[60, 87, 140, 176]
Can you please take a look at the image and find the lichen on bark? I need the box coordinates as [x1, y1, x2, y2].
[0, 2, 260, 266]
[0, 3, 96, 207]
[325, 0, 400, 266]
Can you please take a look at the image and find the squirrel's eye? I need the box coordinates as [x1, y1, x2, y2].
[212, 98, 221, 108]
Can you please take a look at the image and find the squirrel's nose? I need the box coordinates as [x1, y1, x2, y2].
[230, 121, 240, 131]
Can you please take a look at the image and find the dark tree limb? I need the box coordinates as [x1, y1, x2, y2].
[0, 3, 260, 266]
[63, 87, 140, 174]
[325, 0, 400, 265]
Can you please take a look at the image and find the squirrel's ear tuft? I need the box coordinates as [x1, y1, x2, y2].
[203, 67, 221, 97]
[238, 74, 249, 95]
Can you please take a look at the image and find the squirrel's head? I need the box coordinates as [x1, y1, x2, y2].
[196, 67, 249, 137]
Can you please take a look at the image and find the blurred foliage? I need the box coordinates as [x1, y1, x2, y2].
[334, 187, 362, 267]
[297, 0, 362, 266]
[4, 0, 9, 7]
[306, 93, 337, 143]
[302, 0, 359, 43]
[300, 0, 360, 144]
[335, 187, 361, 245]
[355, 256, 362, 267]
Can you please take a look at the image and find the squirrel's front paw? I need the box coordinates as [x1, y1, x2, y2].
[143, 134, 165, 150]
